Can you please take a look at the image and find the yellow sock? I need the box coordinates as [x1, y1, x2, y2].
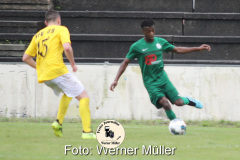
[57, 94, 72, 124]
[79, 98, 92, 132]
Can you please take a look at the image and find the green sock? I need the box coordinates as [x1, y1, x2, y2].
[181, 97, 190, 105]
[165, 110, 176, 120]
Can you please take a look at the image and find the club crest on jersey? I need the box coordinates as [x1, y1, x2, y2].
[156, 43, 162, 49]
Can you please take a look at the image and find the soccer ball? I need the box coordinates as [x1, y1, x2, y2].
[169, 119, 186, 135]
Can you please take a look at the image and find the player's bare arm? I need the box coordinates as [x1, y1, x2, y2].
[22, 53, 36, 69]
[110, 58, 131, 91]
[63, 42, 77, 72]
[172, 44, 211, 54]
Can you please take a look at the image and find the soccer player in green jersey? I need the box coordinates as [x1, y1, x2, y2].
[110, 19, 211, 120]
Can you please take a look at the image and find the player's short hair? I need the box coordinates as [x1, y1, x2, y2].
[141, 19, 155, 29]
[45, 10, 60, 23]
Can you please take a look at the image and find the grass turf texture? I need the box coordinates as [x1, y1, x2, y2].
[0, 120, 239, 160]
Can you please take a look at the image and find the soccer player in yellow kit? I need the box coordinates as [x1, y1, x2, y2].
[22, 10, 96, 139]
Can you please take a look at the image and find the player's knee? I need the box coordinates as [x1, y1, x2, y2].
[159, 97, 171, 110]
[174, 99, 184, 106]
[76, 90, 89, 100]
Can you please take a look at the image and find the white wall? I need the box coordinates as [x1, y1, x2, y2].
[0, 63, 240, 121]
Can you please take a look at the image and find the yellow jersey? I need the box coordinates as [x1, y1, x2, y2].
[25, 25, 70, 83]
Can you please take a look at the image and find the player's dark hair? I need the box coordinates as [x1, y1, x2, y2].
[141, 19, 155, 29]
[45, 10, 60, 23]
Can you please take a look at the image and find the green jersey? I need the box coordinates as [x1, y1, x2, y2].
[126, 37, 174, 86]
[126, 37, 178, 108]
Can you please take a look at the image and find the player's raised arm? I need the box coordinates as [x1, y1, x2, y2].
[110, 58, 131, 91]
[172, 44, 211, 54]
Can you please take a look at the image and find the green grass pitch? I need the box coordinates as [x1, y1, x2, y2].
[0, 120, 239, 160]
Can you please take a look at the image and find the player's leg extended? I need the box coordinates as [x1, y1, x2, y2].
[52, 94, 72, 137]
[164, 79, 203, 109]
[174, 97, 203, 109]
[158, 97, 176, 120]
[76, 90, 96, 139]
[57, 94, 72, 124]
